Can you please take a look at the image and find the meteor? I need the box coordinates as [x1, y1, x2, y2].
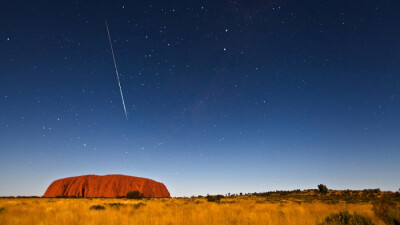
[105, 20, 128, 120]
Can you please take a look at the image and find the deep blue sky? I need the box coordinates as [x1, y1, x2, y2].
[1, 0, 399, 197]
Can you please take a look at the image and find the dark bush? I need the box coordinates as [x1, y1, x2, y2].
[319, 211, 375, 225]
[206, 195, 224, 203]
[0, 207, 5, 213]
[126, 191, 144, 199]
[89, 205, 105, 210]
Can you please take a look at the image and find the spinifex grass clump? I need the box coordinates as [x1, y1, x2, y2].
[132, 202, 146, 209]
[319, 211, 375, 225]
[89, 205, 105, 210]
[107, 203, 126, 209]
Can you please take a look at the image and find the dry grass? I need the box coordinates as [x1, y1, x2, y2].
[0, 197, 385, 225]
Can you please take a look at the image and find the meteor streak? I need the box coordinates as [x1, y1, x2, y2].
[105, 20, 128, 120]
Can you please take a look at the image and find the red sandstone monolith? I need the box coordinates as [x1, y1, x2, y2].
[43, 174, 170, 198]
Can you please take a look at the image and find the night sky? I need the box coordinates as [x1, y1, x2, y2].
[1, 1, 399, 197]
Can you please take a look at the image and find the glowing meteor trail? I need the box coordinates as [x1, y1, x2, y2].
[105, 20, 128, 120]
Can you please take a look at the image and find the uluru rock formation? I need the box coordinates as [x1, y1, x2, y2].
[43, 174, 170, 198]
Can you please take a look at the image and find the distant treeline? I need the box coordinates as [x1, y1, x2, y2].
[0, 196, 41, 198]
[193, 188, 393, 198]
[196, 187, 400, 204]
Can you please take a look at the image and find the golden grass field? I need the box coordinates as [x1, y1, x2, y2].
[0, 196, 386, 225]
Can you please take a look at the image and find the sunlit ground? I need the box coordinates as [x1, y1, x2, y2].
[0, 196, 387, 225]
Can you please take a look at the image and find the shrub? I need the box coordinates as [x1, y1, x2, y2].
[319, 211, 375, 225]
[89, 205, 105, 210]
[126, 190, 144, 199]
[372, 200, 400, 225]
[0, 207, 5, 213]
[133, 202, 146, 209]
[206, 195, 224, 203]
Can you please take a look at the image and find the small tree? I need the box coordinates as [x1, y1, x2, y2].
[126, 190, 144, 199]
[318, 184, 328, 196]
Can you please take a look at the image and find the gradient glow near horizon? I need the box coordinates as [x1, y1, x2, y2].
[1, 1, 399, 197]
